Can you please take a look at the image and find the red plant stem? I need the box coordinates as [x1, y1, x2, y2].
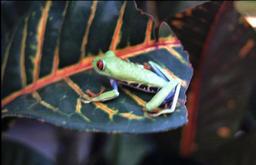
[180, 2, 230, 156]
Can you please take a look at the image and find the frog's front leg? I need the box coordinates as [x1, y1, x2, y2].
[80, 79, 119, 103]
[145, 80, 181, 116]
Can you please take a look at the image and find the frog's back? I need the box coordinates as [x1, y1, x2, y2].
[106, 57, 167, 88]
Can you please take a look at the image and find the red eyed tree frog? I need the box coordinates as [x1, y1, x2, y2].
[81, 50, 181, 117]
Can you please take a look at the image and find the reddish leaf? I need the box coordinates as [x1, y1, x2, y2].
[168, 1, 256, 156]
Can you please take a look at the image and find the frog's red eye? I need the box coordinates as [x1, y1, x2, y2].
[96, 60, 104, 70]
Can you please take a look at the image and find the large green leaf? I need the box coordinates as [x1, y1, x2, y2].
[1, 1, 193, 133]
[234, 1, 256, 31]
[103, 135, 153, 165]
[235, 1, 256, 17]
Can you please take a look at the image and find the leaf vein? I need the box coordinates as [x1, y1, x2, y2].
[80, 1, 98, 60]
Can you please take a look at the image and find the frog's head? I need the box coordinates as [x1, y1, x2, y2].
[92, 50, 117, 77]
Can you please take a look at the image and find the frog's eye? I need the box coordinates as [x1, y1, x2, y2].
[96, 60, 105, 71]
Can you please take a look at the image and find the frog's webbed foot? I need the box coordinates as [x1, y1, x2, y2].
[144, 103, 173, 117]
[80, 87, 106, 104]
[80, 79, 119, 104]
[147, 107, 175, 117]
[79, 97, 92, 104]
[86, 86, 106, 97]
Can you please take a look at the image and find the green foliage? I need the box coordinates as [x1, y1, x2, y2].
[2, 138, 54, 165]
[2, 1, 256, 165]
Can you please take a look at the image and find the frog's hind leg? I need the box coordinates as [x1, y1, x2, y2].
[145, 81, 179, 112]
[146, 61, 181, 116]
[149, 83, 181, 117]
[148, 61, 179, 103]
